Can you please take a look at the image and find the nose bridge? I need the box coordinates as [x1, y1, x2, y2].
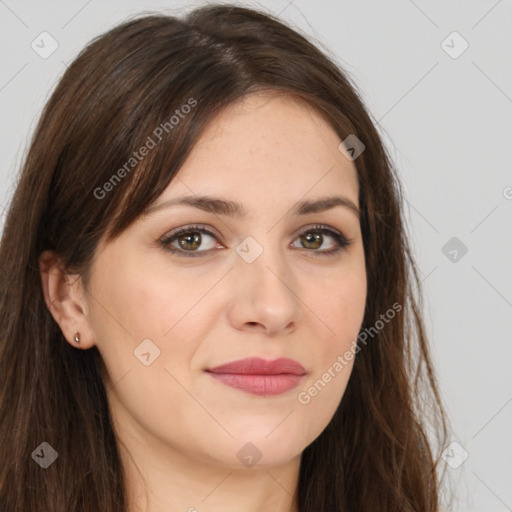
[230, 232, 299, 332]
[240, 233, 295, 295]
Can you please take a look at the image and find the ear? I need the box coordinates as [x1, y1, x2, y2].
[39, 249, 96, 349]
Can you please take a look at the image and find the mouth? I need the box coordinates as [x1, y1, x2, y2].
[205, 357, 307, 396]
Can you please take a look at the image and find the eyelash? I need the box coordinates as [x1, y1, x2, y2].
[159, 223, 352, 258]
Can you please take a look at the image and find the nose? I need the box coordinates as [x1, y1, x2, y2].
[226, 245, 300, 336]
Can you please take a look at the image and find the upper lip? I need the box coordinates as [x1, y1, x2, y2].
[206, 357, 307, 376]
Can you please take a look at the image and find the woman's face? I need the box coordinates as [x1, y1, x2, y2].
[73, 92, 366, 470]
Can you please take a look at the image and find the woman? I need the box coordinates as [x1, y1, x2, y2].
[0, 4, 449, 511]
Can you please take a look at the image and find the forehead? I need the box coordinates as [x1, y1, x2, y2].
[171, 91, 359, 204]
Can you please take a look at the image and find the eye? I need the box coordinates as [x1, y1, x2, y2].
[159, 223, 352, 258]
[160, 224, 220, 257]
[290, 224, 351, 256]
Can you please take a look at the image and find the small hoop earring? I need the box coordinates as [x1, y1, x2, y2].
[73, 332, 80, 344]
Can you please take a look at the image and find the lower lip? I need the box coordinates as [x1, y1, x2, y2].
[206, 372, 305, 396]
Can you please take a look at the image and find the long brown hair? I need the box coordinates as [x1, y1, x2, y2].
[0, 4, 449, 511]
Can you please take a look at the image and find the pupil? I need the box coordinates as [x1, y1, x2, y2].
[179, 232, 200, 250]
[302, 232, 321, 249]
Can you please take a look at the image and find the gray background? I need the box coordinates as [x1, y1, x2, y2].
[1, 1, 511, 510]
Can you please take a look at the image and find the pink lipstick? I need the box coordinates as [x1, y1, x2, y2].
[205, 357, 306, 396]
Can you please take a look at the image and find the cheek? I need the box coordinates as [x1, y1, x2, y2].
[87, 262, 211, 446]
[91, 250, 210, 341]
[87, 255, 222, 393]
[310, 259, 367, 347]
[293, 262, 366, 434]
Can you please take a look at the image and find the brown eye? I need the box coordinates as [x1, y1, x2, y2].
[176, 231, 201, 251]
[160, 225, 220, 257]
[291, 225, 351, 256]
[299, 231, 323, 250]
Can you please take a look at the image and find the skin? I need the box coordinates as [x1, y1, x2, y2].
[39, 91, 367, 512]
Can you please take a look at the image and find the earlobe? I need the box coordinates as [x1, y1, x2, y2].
[38, 249, 95, 349]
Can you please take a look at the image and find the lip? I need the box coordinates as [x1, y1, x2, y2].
[205, 357, 307, 396]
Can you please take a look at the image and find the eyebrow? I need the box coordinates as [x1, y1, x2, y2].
[144, 194, 360, 219]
